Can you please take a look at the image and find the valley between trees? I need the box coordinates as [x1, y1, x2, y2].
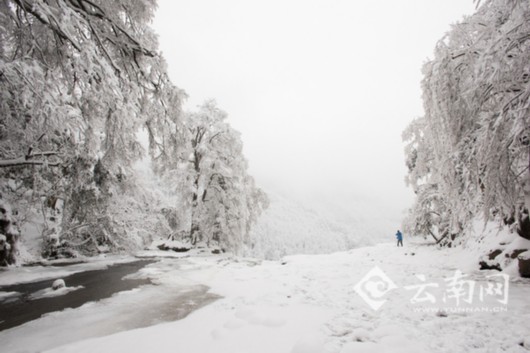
[0, 1, 529, 352]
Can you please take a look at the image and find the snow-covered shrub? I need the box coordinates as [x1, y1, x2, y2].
[153, 239, 192, 252]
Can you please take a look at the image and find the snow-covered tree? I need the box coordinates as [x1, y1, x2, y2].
[404, 0, 530, 244]
[0, 0, 173, 259]
[159, 101, 268, 252]
[0, 0, 266, 263]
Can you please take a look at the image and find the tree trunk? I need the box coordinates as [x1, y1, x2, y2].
[518, 208, 530, 240]
[520, 149, 530, 240]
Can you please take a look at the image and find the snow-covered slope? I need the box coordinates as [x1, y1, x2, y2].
[245, 191, 375, 259]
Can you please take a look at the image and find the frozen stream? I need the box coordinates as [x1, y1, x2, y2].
[0, 257, 220, 352]
[0, 260, 156, 330]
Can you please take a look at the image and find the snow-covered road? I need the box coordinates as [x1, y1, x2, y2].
[2, 242, 530, 353]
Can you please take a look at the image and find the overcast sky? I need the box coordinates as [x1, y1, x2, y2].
[152, 1, 477, 223]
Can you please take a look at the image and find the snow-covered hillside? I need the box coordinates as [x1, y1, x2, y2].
[245, 190, 379, 259]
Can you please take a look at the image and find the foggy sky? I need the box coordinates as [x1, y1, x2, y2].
[152, 1, 477, 224]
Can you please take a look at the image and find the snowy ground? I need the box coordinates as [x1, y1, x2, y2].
[1, 241, 530, 353]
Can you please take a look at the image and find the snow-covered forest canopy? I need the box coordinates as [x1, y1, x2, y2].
[0, 0, 267, 265]
[403, 0, 529, 249]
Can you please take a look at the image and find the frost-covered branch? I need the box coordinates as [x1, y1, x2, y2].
[12, 0, 82, 51]
[0, 150, 62, 168]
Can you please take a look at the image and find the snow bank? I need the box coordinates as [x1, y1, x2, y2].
[0, 291, 20, 301]
[43, 302, 333, 353]
[460, 219, 530, 277]
[0, 255, 136, 286]
[29, 282, 84, 300]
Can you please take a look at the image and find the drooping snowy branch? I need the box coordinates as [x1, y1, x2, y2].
[403, 0, 530, 243]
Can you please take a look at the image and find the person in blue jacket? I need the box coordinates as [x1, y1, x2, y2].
[396, 230, 403, 247]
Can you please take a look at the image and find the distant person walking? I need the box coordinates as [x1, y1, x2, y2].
[396, 230, 403, 247]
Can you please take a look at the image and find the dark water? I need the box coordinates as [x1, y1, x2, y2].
[0, 260, 155, 331]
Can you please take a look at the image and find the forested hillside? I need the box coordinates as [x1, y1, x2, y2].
[0, 0, 267, 265]
[403, 0, 529, 263]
